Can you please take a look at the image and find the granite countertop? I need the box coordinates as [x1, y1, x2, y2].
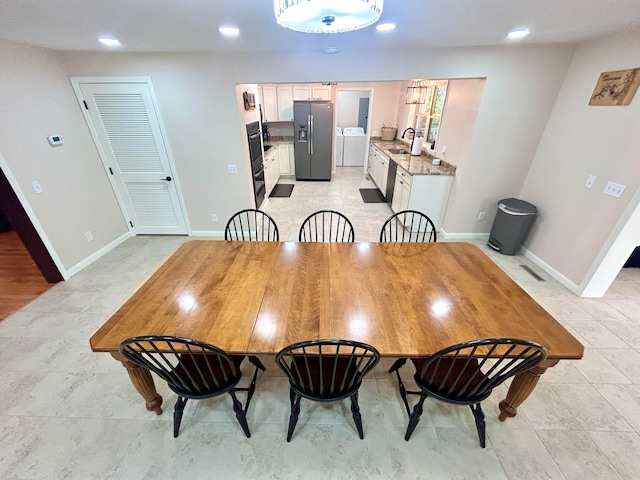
[371, 138, 456, 176]
[264, 136, 294, 149]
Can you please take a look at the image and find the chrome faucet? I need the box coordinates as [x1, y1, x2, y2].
[402, 127, 416, 152]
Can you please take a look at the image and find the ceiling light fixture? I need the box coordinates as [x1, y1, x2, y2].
[507, 28, 530, 39]
[323, 47, 339, 54]
[274, 0, 383, 33]
[98, 35, 120, 47]
[376, 23, 395, 32]
[219, 26, 240, 36]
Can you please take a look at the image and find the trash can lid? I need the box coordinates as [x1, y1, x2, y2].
[498, 198, 537, 214]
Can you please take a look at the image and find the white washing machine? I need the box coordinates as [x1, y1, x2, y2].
[342, 127, 366, 167]
[335, 127, 344, 166]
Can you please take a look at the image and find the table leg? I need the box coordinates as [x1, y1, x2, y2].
[110, 351, 163, 415]
[498, 359, 558, 421]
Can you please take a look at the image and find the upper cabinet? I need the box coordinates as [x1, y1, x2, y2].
[276, 86, 293, 121]
[291, 84, 332, 101]
[293, 86, 312, 101]
[262, 84, 333, 118]
[312, 86, 332, 100]
[259, 85, 294, 122]
[261, 86, 279, 122]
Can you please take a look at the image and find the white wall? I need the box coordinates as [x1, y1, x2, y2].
[236, 83, 260, 126]
[2, 40, 586, 280]
[58, 51, 257, 233]
[336, 90, 369, 129]
[0, 41, 127, 272]
[436, 78, 487, 234]
[336, 81, 403, 137]
[519, 27, 640, 288]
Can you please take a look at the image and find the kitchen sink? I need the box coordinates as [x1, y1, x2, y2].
[387, 148, 409, 154]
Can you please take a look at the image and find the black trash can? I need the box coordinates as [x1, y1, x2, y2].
[487, 198, 537, 255]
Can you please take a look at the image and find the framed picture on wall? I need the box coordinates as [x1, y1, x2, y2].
[589, 68, 640, 106]
[243, 91, 256, 110]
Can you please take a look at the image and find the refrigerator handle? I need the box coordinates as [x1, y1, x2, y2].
[307, 115, 312, 155]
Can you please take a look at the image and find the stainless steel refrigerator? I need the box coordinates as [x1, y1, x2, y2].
[294, 100, 333, 180]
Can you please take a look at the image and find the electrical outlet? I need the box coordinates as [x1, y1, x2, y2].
[477, 211, 486, 221]
[227, 165, 238, 174]
[211, 214, 218, 223]
[603, 181, 626, 198]
[585, 175, 596, 188]
[31, 180, 43, 193]
[84, 231, 94, 242]
[441, 145, 447, 156]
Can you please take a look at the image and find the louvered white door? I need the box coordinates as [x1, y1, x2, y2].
[76, 81, 187, 235]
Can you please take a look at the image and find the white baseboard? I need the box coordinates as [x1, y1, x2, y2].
[521, 247, 581, 295]
[65, 231, 133, 278]
[439, 229, 490, 241]
[190, 230, 225, 239]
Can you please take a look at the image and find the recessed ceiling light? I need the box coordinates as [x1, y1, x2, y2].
[507, 28, 530, 39]
[219, 26, 240, 36]
[98, 35, 120, 47]
[323, 47, 339, 54]
[376, 23, 396, 32]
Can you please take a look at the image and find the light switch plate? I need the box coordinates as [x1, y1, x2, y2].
[585, 175, 596, 188]
[603, 181, 626, 198]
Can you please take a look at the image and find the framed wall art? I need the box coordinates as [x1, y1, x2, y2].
[589, 68, 640, 106]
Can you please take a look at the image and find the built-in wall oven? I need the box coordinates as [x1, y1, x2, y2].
[246, 121, 265, 207]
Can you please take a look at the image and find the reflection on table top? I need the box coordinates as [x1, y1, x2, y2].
[90, 240, 583, 360]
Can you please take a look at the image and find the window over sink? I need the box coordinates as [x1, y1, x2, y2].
[413, 80, 448, 145]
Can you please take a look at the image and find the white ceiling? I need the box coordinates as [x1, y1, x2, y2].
[2, 0, 640, 53]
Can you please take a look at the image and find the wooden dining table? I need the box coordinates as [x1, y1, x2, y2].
[90, 240, 583, 420]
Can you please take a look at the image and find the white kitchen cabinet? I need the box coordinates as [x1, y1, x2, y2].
[261, 86, 278, 123]
[406, 174, 453, 231]
[293, 84, 331, 101]
[264, 155, 273, 198]
[389, 166, 453, 231]
[276, 86, 294, 121]
[277, 143, 291, 175]
[368, 144, 389, 194]
[293, 85, 312, 101]
[391, 166, 412, 214]
[288, 143, 295, 175]
[264, 150, 279, 197]
[367, 145, 376, 180]
[312, 86, 332, 100]
[261, 85, 294, 122]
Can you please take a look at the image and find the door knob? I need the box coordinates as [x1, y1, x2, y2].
[160, 176, 172, 181]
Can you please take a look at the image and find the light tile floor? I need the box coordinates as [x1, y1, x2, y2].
[1, 167, 639, 479]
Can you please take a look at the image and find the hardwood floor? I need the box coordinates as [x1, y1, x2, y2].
[0, 230, 53, 321]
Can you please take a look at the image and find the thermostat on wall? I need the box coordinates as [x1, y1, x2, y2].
[47, 135, 63, 146]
